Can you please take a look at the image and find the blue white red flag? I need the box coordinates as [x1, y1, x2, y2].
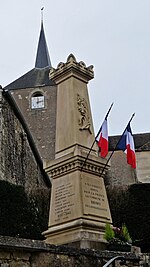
[117, 123, 136, 168]
[96, 119, 108, 158]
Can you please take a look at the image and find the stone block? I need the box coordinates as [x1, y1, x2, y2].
[12, 251, 31, 261]
[0, 251, 11, 260]
[9, 261, 30, 267]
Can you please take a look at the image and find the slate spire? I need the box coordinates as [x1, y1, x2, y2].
[35, 10, 51, 69]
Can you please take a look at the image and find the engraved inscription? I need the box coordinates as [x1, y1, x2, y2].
[53, 182, 75, 223]
[84, 182, 106, 211]
[82, 177, 108, 217]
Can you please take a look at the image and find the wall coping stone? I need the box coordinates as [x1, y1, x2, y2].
[0, 236, 140, 262]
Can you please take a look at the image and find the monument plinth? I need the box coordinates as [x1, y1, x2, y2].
[43, 54, 112, 249]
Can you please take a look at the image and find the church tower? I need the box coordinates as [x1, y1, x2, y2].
[4, 18, 57, 161]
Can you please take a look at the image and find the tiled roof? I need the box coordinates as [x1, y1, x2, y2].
[109, 133, 150, 151]
[136, 141, 150, 151]
[4, 68, 55, 90]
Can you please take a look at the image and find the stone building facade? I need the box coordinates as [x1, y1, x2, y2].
[108, 133, 150, 186]
[9, 79, 57, 162]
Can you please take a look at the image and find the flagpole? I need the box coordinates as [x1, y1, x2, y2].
[99, 113, 135, 177]
[80, 102, 114, 172]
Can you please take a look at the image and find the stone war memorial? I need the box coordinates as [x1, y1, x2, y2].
[43, 54, 112, 249]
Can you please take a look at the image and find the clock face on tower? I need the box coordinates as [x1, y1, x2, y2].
[31, 95, 44, 109]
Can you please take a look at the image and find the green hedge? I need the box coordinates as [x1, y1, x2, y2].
[0, 181, 49, 240]
[107, 184, 150, 252]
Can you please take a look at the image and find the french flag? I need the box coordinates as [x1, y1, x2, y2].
[96, 119, 108, 158]
[117, 123, 136, 168]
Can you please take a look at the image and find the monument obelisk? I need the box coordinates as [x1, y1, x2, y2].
[43, 54, 112, 249]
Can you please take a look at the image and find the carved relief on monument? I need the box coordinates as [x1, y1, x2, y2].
[77, 93, 92, 134]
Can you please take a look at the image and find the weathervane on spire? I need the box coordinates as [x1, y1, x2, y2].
[41, 7, 44, 24]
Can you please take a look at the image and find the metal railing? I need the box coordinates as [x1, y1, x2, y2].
[103, 256, 126, 267]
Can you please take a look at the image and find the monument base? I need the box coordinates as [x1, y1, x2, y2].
[43, 149, 112, 250]
[43, 219, 108, 249]
[63, 240, 107, 250]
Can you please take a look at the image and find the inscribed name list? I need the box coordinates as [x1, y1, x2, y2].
[50, 175, 80, 226]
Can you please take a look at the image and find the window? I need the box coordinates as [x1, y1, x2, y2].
[31, 93, 45, 109]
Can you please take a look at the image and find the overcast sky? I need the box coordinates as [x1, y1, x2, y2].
[0, 1, 150, 136]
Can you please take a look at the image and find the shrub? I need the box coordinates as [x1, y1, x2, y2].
[104, 223, 131, 244]
[104, 223, 115, 242]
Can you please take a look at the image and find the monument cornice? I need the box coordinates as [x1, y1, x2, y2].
[49, 54, 94, 84]
[45, 153, 109, 179]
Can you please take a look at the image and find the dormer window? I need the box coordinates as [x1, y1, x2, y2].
[31, 93, 45, 109]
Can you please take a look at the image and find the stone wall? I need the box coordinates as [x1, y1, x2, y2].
[141, 254, 150, 267]
[0, 90, 47, 190]
[107, 151, 137, 186]
[0, 236, 141, 267]
[136, 151, 150, 183]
